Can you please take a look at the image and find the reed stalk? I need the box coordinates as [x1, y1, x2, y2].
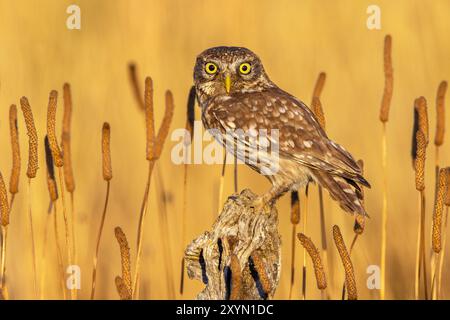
[19, 97, 39, 298]
[180, 86, 195, 296]
[62, 83, 76, 269]
[133, 76, 174, 298]
[90, 122, 112, 299]
[301, 186, 309, 300]
[379, 34, 393, 300]
[288, 190, 300, 299]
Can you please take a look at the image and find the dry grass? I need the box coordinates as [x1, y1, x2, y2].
[0, 1, 449, 301]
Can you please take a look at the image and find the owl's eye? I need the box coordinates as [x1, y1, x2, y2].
[239, 63, 251, 75]
[205, 62, 218, 75]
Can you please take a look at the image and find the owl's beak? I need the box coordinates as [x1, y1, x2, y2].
[224, 74, 231, 94]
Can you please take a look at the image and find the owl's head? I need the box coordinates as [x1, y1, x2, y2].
[194, 46, 273, 103]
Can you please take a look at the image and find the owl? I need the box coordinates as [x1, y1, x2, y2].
[193, 46, 370, 216]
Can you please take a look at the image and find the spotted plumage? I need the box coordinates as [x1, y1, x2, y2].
[194, 46, 370, 216]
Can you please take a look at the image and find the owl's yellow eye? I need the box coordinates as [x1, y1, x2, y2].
[239, 63, 251, 75]
[205, 62, 218, 75]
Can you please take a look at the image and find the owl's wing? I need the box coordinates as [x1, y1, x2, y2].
[206, 88, 369, 187]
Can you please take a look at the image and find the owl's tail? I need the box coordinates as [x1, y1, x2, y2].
[310, 169, 368, 217]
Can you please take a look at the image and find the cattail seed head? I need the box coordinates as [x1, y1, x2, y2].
[62, 83, 75, 192]
[435, 81, 447, 146]
[20, 97, 38, 178]
[354, 214, 365, 235]
[297, 233, 327, 290]
[0, 173, 10, 226]
[9, 104, 21, 194]
[115, 276, 131, 300]
[290, 190, 300, 224]
[445, 167, 450, 207]
[47, 90, 63, 167]
[153, 90, 175, 159]
[433, 168, 447, 253]
[312, 97, 326, 130]
[333, 225, 357, 300]
[415, 96, 429, 144]
[145, 77, 155, 160]
[379, 35, 393, 123]
[128, 63, 145, 110]
[414, 130, 427, 191]
[312, 72, 326, 102]
[44, 136, 58, 202]
[102, 122, 112, 181]
[114, 226, 131, 295]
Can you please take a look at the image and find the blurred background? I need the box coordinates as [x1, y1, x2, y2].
[0, 0, 449, 299]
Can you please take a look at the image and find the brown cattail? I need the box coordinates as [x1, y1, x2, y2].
[415, 96, 429, 144]
[433, 168, 447, 253]
[333, 225, 357, 300]
[153, 90, 175, 159]
[0, 173, 10, 227]
[47, 90, 63, 167]
[44, 136, 58, 202]
[312, 72, 326, 101]
[229, 254, 242, 300]
[435, 81, 447, 146]
[115, 276, 131, 300]
[312, 97, 326, 130]
[415, 130, 427, 191]
[297, 233, 327, 290]
[185, 86, 196, 144]
[445, 167, 450, 207]
[20, 97, 38, 178]
[9, 104, 20, 194]
[379, 35, 393, 123]
[62, 83, 75, 192]
[102, 123, 112, 181]
[250, 251, 272, 296]
[145, 77, 155, 160]
[128, 63, 145, 110]
[354, 215, 365, 235]
[290, 190, 300, 224]
[115, 227, 131, 294]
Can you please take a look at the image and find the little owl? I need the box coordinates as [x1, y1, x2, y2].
[194, 46, 370, 216]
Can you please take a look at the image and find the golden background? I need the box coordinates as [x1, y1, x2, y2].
[0, 0, 449, 299]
